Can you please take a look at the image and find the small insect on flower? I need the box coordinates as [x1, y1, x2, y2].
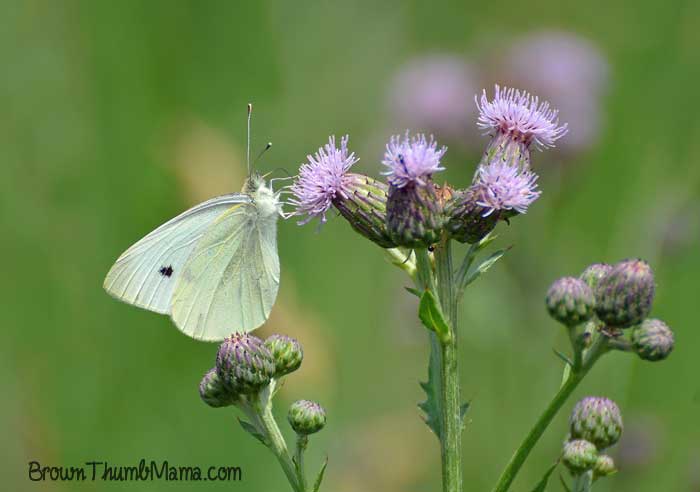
[382, 132, 446, 188]
[476, 84, 568, 149]
[289, 135, 359, 225]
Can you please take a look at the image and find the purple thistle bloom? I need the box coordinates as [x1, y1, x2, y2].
[381, 132, 446, 188]
[473, 160, 541, 216]
[290, 135, 359, 224]
[476, 84, 568, 148]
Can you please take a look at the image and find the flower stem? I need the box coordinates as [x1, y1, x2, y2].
[572, 471, 593, 492]
[491, 336, 609, 492]
[434, 238, 463, 492]
[295, 435, 309, 491]
[254, 396, 303, 492]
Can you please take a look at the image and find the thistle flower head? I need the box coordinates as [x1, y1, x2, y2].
[215, 333, 276, 395]
[476, 84, 568, 148]
[264, 334, 304, 377]
[290, 135, 359, 224]
[545, 276, 595, 327]
[472, 160, 541, 217]
[595, 259, 655, 328]
[288, 400, 327, 435]
[562, 439, 599, 475]
[199, 368, 236, 408]
[631, 318, 674, 361]
[382, 132, 446, 188]
[570, 397, 623, 450]
[580, 263, 613, 290]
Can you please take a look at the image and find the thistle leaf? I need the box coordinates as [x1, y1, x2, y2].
[405, 286, 422, 297]
[238, 418, 267, 446]
[529, 462, 558, 492]
[418, 348, 442, 440]
[312, 458, 328, 492]
[553, 348, 574, 367]
[464, 248, 509, 287]
[559, 473, 572, 492]
[418, 290, 451, 343]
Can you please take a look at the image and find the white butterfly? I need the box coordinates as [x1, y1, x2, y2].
[104, 105, 283, 341]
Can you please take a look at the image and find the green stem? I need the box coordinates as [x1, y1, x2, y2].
[491, 336, 609, 492]
[434, 238, 462, 492]
[255, 399, 303, 492]
[572, 471, 593, 492]
[295, 435, 309, 491]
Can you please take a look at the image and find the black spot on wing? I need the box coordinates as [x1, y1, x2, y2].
[159, 265, 174, 277]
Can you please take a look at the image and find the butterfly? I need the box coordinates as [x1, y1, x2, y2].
[103, 105, 283, 341]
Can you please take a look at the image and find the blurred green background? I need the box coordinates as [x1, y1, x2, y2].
[2, 1, 699, 491]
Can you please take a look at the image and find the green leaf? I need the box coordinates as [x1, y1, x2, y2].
[418, 290, 451, 343]
[553, 348, 574, 367]
[475, 232, 498, 252]
[463, 248, 509, 287]
[312, 457, 328, 492]
[418, 347, 442, 440]
[237, 418, 267, 446]
[404, 286, 422, 297]
[559, 473, 572, 492]
[529, 462, 558, 492]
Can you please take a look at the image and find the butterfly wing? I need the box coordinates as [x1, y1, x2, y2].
[103, 194, 252, 314]
[170, 198, 280, 341]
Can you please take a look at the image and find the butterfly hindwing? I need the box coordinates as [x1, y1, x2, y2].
[103, 194, 252, 315]
[170, 199, 280, 340]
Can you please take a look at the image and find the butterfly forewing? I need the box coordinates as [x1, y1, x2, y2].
[103, 194, 251, 314]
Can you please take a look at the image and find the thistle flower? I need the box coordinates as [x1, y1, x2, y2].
[264, 334, 304, 377]
[472, 160, 541, 217]
[545, 277, 595, 327]
[445, 188, 499, 244]
[290, 136, 395, 247]
[475, 85, 567, 172]
[631, 319, 674, 361]
[595, 259, 655, 328]
[215, 333, 276, 395]
[562, 439, 599, 475]
[570, 397, 623, 450]
[288, 400, 327, 435]
[290, 135, 358, 225]
[580, 263, 613, 290]
[384, 133, 447, 248]
[199, 368, 236, 408]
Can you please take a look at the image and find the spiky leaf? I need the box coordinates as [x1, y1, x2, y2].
[529, 462, 558, 492]
[238, 418, 267, 446]
[312, 458, 328, 492]
[418, 290, 451, 343]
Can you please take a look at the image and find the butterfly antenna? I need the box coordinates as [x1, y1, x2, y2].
[246, 103, 252, 175]
[255, 142, 272, 164]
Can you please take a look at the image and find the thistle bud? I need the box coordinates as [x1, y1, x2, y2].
[264, 334, 304, 377]
[199, 368, 236, 408]
[545, 277, 595, 326]
[570, 397, 623, 450]
[562, 439, 598, 475]
[579, 263, 613, 290]
[333, 175, 396, 248]
[593, 454, 616, 478]
[288, 400, 327, 435]
[216, 333, 276, 395]
[445, 189, 499, 244]
[631, 319, 674, 361]
[595, 259, 655, 328]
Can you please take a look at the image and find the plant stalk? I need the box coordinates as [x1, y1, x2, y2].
[255, 400, 303, 492]
[491, 336, 609, 492]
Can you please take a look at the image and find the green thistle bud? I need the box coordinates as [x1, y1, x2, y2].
[593, 454, 617, 478]
[288, 400, 326, 435]
[595, 259, 655, 328]
[386, 180, 445, 248]
[562, 439, 599, 475]
[631, 319, 675, 361]
[264, 334, 304, 377]
[570, 397, 623, 450]
[216, 333, 276, 395]
[199, 368, 236, 408]
[333, 174, 397, 248]
[545, 277, 595, 326]
[445, 188, 499, 244]
[579, 263, 613, 290]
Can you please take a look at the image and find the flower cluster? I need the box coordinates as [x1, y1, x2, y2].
[289, 85, 562, 248]
[545, 259, 674, 361]
[562, 397, 622, 479]
[198, 332, 326, 433]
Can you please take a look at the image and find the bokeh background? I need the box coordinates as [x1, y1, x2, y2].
[2, 1, 699, 491]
